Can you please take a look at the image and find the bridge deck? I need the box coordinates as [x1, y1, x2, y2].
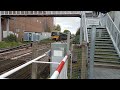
[0, 11, 81, 17]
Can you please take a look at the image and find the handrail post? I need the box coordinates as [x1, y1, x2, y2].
[0, 11, 2, 41]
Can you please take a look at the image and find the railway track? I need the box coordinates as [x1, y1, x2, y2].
[0, 40, 69, 79]
[0, 43, 32, 53]
[0, 42, 51, 79]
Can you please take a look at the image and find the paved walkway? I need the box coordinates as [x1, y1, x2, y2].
[94, 67, 120, 79]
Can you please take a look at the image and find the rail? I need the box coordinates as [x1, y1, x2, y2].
[50, 55, 68, 79]
[100, 13, 120, 57]
[0, 50, 50, 78]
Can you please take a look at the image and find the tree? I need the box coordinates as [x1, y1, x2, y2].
[76, 28, 80, 36]
[54, 24, 61, 32]
[63, 30, 71, 34]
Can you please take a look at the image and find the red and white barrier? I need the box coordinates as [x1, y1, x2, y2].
[50, 55, 68, 79]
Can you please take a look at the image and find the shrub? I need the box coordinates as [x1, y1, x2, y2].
[73, 35, 80, 44]
[4, 34, 17, 42]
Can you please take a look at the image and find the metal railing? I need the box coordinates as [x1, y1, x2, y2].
[0, 50, 50, 79]
[100, 13, 120, 57]
[80, 11, 89, 44]
[0, 11, 81, 16]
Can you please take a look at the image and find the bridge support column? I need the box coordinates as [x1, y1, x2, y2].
[88, 25, 96, 79]
[0, 13, 2, 41]
[6, 18, 10, 37]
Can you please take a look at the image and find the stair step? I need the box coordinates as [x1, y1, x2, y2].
[94, 49, 117, 52]
[87, 26, 106, 29]
[95, 39, 111, 41]
[88, 34, 109, 36]
[96, 37, 111, 39]
[94, 55, 120, 59]
[95, 43, 114, 46]
[89, 41, 112, 44]
[94, 52, 118, 56]
[89, 40, 112, 42]
[89, 46, 115, 49]
[88, 35, 110, 38]
[89, 38, 112, 42]
[95, 46, 115, 49]
[94, 60, 120, 64]
[94, 63, 120, 69]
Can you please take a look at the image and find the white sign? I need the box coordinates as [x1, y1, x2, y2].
[87, 18, 99, 26]
[53, 50, 63, 57]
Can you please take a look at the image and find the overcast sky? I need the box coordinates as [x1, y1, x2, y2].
[54, 17, 80, 34]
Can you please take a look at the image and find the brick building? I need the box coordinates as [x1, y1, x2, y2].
[1, 17, 53, 41]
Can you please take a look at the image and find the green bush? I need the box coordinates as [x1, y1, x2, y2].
[73, 35, 80, 44]
[4, 34, 17, 42]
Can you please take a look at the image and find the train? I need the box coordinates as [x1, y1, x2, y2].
[23, 32, 51, 41]
[51, 31, 67, 41]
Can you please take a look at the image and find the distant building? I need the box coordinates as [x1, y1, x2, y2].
[1, 17, 53, 41]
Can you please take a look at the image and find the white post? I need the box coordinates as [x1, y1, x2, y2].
[67, 32, 70, 55]
[0, 11, 2, 41]
[6, 18, 9, 36]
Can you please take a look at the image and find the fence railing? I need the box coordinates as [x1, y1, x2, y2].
[100, 13, 120, 57]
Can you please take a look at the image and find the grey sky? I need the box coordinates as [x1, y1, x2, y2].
[54, 17, 80, 34]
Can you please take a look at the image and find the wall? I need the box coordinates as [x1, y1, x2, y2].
[2, 17, 53, 41]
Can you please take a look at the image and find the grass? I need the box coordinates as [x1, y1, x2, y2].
[0, 41, 23, 49]
[39, 38, 55, 44]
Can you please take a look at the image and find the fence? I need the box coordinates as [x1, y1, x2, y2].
[100, 13, 120, 57]
[80, 11, 89, 79]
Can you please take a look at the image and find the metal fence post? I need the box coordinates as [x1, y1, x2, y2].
[31, 62, 38, 79]
[70, 44, 74, 79]
[81, 41, 87, 79]
[80, 14, 83, 45]
[88, 25, 96, 79]
[67, 32, 70, 55]
[0, 11, 2, 41]
[32, 42, 38, 59]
